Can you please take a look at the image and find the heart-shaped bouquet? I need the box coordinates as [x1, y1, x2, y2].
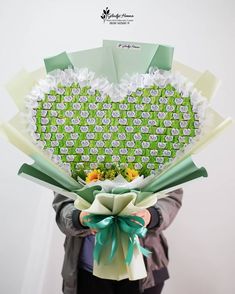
[26, 66, 205, 189]
[1, 40, 232, 281]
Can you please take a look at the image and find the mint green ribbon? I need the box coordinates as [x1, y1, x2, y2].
[83, 214, 151, 265]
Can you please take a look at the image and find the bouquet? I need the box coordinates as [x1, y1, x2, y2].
[0, 40, 232, 280]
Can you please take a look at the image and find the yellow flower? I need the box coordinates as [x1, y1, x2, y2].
[126, 168, 139, 181]
[86, 169, 103, 183]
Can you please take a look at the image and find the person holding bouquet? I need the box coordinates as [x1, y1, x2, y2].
[52, 187, 183, 294]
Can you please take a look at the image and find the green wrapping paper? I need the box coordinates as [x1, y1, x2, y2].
[103, 40, 174, 80]
[143, 156, 208, 193]
[44, 52, 73, 73]
[44, 41, 174, 83]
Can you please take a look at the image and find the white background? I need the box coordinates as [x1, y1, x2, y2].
[0, 0, 234, 293]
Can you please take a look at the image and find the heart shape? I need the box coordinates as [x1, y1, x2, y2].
[27, 68, 204, 176]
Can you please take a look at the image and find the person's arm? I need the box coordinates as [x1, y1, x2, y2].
[52, 192, 91, 237]
[148, 188, 183, 231]
[53, 188, 183, 236]
[134, 188, 183, 231]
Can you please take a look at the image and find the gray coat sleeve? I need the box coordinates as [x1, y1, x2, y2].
[153, 188, 183, 232]
[52, 192, 91, 237]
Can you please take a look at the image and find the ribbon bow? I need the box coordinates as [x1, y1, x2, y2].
[83, 214, 151, 265]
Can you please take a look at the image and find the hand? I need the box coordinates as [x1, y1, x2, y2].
[132, 209, 151, 227]
[79, 211, 97, 235]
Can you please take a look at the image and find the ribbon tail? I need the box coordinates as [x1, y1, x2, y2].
[125, 236, 135, 265]
[109, 223, 118, 261]
[136, 241, 152, 258]
[93, 233, 103, 264]
[125, 237, 152, 265]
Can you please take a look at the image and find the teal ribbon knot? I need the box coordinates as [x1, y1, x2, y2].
[83, 214, 151, 265]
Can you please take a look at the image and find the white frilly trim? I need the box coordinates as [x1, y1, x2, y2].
[23, 67, 209, 176]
